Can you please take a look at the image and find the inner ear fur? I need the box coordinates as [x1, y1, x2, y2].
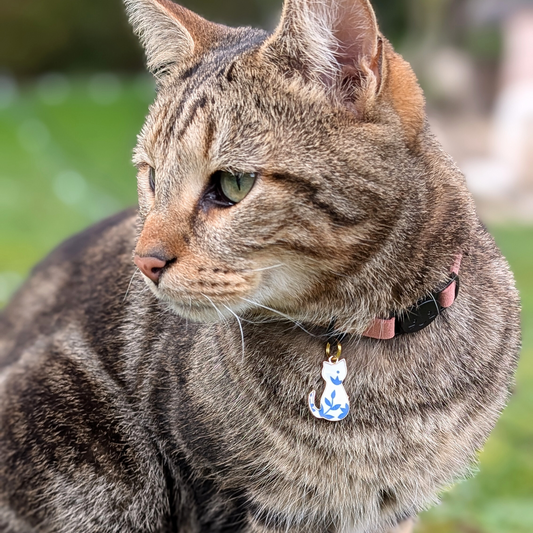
[265, 0, 382, 101]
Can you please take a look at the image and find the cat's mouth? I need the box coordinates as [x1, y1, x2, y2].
[157, 291, 254, 323]
[137, 255, 316, 324]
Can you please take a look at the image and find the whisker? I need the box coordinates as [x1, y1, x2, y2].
[246, 263, 285, 273]
[239, 297, 322, 338]
[221, 303, 246, 362]
[201, 293, 226, 322]
[123, 268, 141, 302]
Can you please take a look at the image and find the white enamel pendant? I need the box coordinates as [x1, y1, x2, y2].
[308, 352, 350, 422]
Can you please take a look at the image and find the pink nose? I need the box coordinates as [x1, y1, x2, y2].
[134, 255, 168, 284]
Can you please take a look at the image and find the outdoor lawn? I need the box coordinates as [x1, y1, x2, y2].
[0, 78, 532, 533]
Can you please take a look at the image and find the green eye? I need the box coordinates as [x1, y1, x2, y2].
[219, 171, 256, 204]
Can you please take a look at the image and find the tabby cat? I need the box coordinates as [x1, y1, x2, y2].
[0, 0, 521, 531]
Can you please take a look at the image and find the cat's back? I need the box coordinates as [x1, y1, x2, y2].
[0, 209, 139, 372]
[0, 209, 191, 532]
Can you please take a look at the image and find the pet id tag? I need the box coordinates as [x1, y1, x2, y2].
[308, 342, 350, 422]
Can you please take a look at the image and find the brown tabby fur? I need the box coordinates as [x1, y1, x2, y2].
[0, 0, 521, 532]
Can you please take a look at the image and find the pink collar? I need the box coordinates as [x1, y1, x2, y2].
[362, 254, 462, 340]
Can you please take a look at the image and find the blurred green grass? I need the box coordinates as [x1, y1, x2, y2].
[0, 74, 152, 293]
[0, 78, 532, 532]
[417, 226, 533, 533]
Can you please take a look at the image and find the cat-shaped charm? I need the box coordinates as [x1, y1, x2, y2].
[308, 353, 350, 422]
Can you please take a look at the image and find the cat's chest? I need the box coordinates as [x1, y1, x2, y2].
[148, 324, 453, 529]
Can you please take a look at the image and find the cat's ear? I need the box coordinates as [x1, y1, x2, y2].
[124, 0, 218, 79]
[267, 0, 382, 106]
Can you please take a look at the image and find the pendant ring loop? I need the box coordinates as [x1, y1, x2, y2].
[326, 342, 342, 363]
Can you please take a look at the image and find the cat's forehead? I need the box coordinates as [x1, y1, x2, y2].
[142, 52, 346, 168]
[170, 28, 268, 89]
[155, 30, 270, 106]
[141, 35, 278, 159]
[137, 29, 397, 193]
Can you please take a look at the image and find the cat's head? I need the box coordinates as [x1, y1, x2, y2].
[322, 359, 347, 382]
[126, 0, 450, 333]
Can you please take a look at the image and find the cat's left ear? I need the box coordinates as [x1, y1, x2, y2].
[266, 0, 383, 107]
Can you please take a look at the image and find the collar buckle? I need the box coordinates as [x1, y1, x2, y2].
[395, 273, 460, 336]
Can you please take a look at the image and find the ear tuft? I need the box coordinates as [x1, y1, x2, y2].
[124, 0, 195, 79]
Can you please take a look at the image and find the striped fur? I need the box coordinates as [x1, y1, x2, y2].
[0, 0, 521, 532]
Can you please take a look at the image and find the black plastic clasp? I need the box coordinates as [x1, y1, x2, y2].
[396, 297, 440, 335]
[395, 274, 460, 336]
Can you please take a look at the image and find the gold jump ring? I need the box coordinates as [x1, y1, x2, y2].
[326, 342, 342, 363]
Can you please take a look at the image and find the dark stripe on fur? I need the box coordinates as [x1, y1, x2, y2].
[271, 172, 371, 226]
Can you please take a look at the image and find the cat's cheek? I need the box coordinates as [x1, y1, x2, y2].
[255, 258, 322, 307]
[137, 198, 154, 219]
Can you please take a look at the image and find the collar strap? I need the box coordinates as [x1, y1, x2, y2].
[363, 254, 462, 340]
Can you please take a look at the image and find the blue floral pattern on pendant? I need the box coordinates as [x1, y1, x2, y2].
[308, 358, 350, 422]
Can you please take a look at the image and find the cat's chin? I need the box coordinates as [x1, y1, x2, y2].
[165, 301, 226, 323]
[153, 288, 252, 324]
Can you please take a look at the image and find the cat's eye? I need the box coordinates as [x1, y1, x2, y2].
[201, 170, 258, 209]
[219, 171, 256, 204]
[148, 166, 156, 193]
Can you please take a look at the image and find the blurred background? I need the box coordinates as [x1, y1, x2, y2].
[0, 0, 531, 530]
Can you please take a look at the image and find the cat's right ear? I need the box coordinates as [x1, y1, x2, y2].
[124, 0, 217, 80]
[264, 0, 383, 111]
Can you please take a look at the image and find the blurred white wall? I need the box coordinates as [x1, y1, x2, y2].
[426, 2, 533, 221]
